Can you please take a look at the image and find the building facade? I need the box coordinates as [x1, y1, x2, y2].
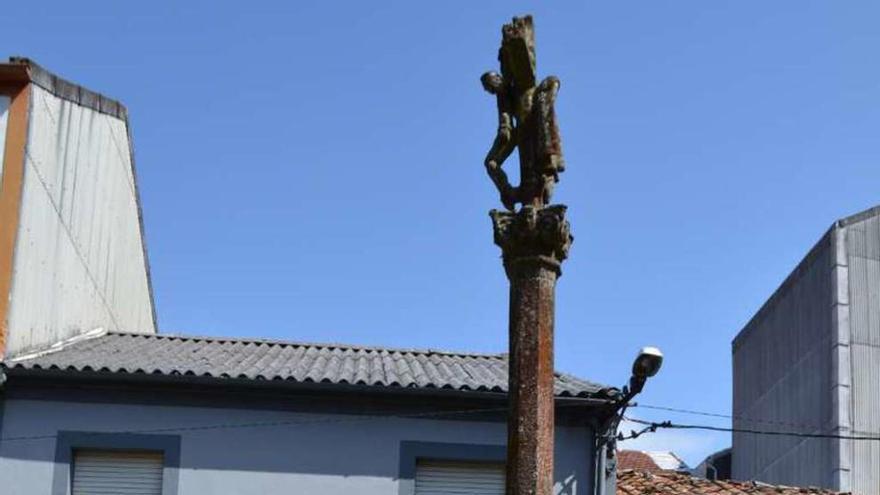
[0, 332, 610, 495]
[732, 207, 880, 494]
[0, 59, 619, 495]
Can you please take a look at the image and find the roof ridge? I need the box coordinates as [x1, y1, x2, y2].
[105, 331, 507, 359]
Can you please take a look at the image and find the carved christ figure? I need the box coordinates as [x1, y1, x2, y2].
[482, 16, 565, 212]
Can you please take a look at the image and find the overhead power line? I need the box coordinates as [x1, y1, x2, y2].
[624, 417, 880, 442]
[6, 399, 871, 446]
[632, 403, 731, 419]
[631, 403, 825, 431]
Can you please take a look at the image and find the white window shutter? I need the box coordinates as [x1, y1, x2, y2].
[72, 449, 164, 495]
[414, 460, 505, 495]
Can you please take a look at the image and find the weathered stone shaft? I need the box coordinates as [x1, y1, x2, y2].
[491, 205, 571, 495]
[505, 258, 558, 495]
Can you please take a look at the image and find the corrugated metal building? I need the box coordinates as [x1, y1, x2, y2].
[732, 206, 880, 494]
[0, 57, 156, 359]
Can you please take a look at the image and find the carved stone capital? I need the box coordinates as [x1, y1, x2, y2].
[490, 204, 573, 277]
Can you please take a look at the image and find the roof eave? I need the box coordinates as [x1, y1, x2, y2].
[2, 365, 618, 409]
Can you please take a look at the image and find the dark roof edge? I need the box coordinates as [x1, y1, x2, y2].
[3, 57, 128, 120]
[731, 224, 835, 350]
[2, 365, 618, 406]
[836, 203, 880, 228]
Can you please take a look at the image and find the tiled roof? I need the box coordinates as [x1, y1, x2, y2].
[3, 332, 609, 398]
[618, 470, 847, 495]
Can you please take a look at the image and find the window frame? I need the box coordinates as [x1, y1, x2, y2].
[397, 441, 506, 495]
[51, 431, 181, 495]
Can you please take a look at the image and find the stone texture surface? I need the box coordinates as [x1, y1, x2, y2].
[481, 15, 574, 495]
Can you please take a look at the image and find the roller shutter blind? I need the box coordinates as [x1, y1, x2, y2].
[414, 460, 505, 495]
[72, 449, 164, 495]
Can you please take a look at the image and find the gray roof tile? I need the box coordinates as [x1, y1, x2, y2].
[3, 332, 609, 398]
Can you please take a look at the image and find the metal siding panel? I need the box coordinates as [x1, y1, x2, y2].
[848, 226, 867, 259]
[844, 216, 880, 494]
[851, 435, 880, 495]
[851, 344, 880, 436]
[849, 256, 871, 345]
[732, 238, 835, 488]
[865, 258, 880, 347]
[863, 216, 880, 261]
[6, 85, 154, 356]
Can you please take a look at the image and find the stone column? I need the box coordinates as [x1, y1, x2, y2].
[491, 205, 572, 495]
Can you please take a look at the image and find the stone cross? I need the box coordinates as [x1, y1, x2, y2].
[481, 15, 573, 495]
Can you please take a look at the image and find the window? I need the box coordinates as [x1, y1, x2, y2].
[415, 460, 505, 495]
[398, 441, 506, 495]
[72, 449, 164, 495]
[52, 432, 180, 495]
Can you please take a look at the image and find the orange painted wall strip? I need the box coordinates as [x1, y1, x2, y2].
[0, 83, 30, 358]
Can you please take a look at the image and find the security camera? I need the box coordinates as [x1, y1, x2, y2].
[632, 346, 663, 379]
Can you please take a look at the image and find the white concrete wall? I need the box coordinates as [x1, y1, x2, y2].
[5, 85, 154, 355]
[0, 397, 593, 495]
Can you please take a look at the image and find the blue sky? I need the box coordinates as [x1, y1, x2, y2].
[4, 2, 879, 465]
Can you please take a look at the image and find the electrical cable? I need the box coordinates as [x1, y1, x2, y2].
[6, 397, 871, 446]
[631, 403, 826, 431]
[624, 417, 880, 442]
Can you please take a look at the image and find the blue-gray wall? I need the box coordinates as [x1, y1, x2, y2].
[0, 393, 595, 495]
